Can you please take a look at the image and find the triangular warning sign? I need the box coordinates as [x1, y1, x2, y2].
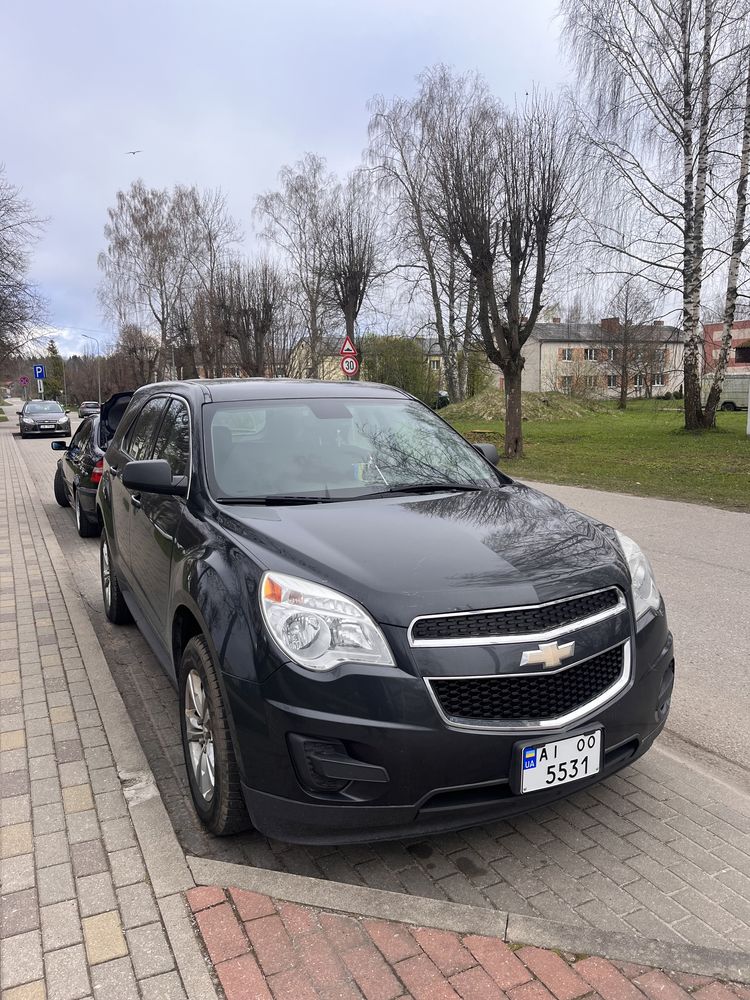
[339, 335, 357, 356]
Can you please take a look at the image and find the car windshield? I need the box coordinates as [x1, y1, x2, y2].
[204, 396, 505, 502]
[26, 401, 63, 413]
[82, 401, 99, 408]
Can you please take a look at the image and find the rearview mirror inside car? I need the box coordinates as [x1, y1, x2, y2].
[122, 459, 187, 497]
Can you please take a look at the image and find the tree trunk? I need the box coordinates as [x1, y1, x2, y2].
[702, 46, 750, 428]
[502, 361, 524, 459]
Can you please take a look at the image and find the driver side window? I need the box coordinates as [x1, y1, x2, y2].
[152, 399, 190, 479]
[125, 398, 168, 461]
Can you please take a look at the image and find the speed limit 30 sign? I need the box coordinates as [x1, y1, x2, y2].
[340, 355, 359, 377]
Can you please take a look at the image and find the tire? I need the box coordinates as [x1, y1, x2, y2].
[75, 490, 100, 538]
[720, 401, 737, 412]
[54, 466, 70, 508]
[179, 635, 250, 836]
[100, 533, 133, 624]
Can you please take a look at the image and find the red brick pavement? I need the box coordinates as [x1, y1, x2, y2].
[186, 886, 748, 1000]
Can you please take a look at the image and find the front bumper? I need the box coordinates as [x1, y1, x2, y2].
[21, 424, 70, 435]
[227, 610, 674, 844]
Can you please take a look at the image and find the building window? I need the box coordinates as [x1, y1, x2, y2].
[584, 348, 597, 361]
[736, 345, 750, 363]
[653, 372, 665, 387]
[607, 374, 617, 388]
[608, 348, 616, 362]
[633, 374, 644, 388]
[429, 358, 440, 371]
[561, 348, 573, 361]
[585, 375, 597, 389]
[560, 375, 573, 392]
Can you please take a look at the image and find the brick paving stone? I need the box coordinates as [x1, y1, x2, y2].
[187, 884, 226, 911]
[1, 820, 33, 857]
[464, 936, 532, 991]
[509, 982, 558, 1000]
[276, 900, 318, 937]
[575, 957, 647, 1000]
[412, 926, 476, 977]
[70, 839, 107, 877]
[89, 956, 139, 999]
[395, 953, 462, 1000]
[41, 898, 83, 950]
[62, 784, 94, 814]
[365, 918, 422, 963]
[116, 880, 160, 928]
[245, 913, 298, 976]
[65, 810, 99, 844]
[0, 852, 35, 892]
[216, 952, 272, 1000]
[195, 901, 249, 964]
[0, 928, 43, 991]
[44, 942, 91, 1000]
[2, 982, 48, 1000]
[0, 887, 40, 936]
[126, 921, 175, 978]
[516, 946, 592, 1000]
[229, 886, 277, 921]
[267, 967, 319, 1000]
[449, 965, 506, 1000]
[82, 910, 129, 965]
[37, 861, 76, 905]
[139, 970, 188, 1000]
[33, 801, 66, 835]
[319, 911, 368, 951]
[634, 970, 693, 1000]
[694, 988, 746, 1000]
[341, 941, 404, 1000]
[77, 871, 117, 917]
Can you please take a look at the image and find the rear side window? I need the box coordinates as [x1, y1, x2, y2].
[69, 419, 91, 452]
[125, 398, 168, 460]
[152, 399, 190, 478]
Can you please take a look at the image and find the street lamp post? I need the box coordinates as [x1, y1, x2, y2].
[81, 334, 101, 406]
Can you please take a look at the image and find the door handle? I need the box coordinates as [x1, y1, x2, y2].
[130, 493, 142, 509]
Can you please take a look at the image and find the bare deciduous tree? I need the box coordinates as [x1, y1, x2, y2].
[426, 68, 579, 457]
[255, 155, 333, 376]
[320, 170, 383, 350]
[0, 166, 46, 366]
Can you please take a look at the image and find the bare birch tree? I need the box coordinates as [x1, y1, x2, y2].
[561, 0, 750, 430]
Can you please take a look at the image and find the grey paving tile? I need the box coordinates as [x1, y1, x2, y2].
[90, 957, 139, 1000]
[70, 839, 108, 878]
[32, 801, 65, 834]
[116, 881, 160, 929]
[126, 921, 174, 979]
[0, 852, 35, 892]
[35, 830, 70, 868]
[0, 928, 43, 991]
[139, 970, 187, 1000]
[41, 898, 83, 950]
[77, 871, 117, 917]
[38, 861, 76, 905]
[44, 942, 91, 1000]
[0, 886, 40, 936]
[109, 846, 146, 888]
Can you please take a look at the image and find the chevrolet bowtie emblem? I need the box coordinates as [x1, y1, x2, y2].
[520, 640, 576, 670]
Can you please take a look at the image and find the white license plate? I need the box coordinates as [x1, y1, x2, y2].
[41, 424, 54, 430]
[521, 730, 601, 793]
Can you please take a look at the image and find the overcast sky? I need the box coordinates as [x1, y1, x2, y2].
[2, 0, 566, 356]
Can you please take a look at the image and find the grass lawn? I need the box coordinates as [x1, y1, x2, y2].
[449, 398, 750, 512]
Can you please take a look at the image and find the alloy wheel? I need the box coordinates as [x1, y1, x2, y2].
[184, 669, 215, 803]
[101, 539, 111, 610]
[75, 492, 82, 531]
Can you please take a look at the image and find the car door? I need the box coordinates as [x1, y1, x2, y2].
[111, 396, 170, 590]
[64, 418, 93, 495]
[128, 396, 191, 637]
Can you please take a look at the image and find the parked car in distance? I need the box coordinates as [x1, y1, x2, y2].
[17, 400, 70, 438]
[97, 379, 674, 844]
[701, 373, 750, 411]
[52, 393, 133, 537]
[78, 400, 101, 418]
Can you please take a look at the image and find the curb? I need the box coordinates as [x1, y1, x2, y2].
[19, 428, 750, 987]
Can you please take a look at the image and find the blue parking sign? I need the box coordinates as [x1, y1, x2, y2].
[33, 364, 46, 379]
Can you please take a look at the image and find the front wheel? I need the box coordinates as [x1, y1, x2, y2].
[100, 533, 133, 624]
[179, 635, 250, 836]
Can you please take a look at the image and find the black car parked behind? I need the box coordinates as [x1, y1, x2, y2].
[96, 379, 674, 844]
[52, 393, 132, 537]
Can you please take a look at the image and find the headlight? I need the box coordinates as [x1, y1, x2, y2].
[57, 416, 69, 424]
[21, 417, 34, 425]
[615, 531, 661, 620]
[260, 571, 395, 671]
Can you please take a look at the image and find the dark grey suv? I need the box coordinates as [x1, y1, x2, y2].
[96, 379, 674, 844]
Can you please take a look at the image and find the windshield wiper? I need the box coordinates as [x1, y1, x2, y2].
[215, 495, 338, 505]
[376, 482, 485, 496]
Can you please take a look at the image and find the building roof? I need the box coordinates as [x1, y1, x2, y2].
[528, 321, 682, 343]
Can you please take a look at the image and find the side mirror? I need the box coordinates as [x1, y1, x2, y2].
[51, 441, 68, 451]
[16, 410, 22, 416]
[122, 459, 187, 497]
[473, 442, 499, 466]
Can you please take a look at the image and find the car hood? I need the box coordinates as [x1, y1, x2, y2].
[23, 412, 67, 423]
[220, 483, 630, 627]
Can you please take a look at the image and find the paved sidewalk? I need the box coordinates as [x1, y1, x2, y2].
[186, 884, 750, 1000]
[0, 428, 214, 998]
